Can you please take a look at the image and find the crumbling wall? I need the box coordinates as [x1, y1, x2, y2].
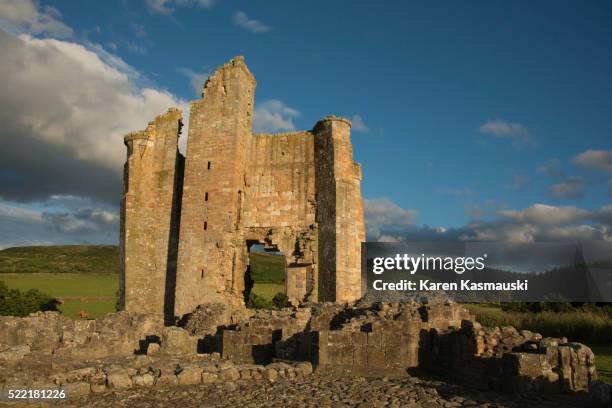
[420, 320, 597, 393]
[120, 108, 184, 319]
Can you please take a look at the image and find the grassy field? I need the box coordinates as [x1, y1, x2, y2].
[465, 303, 612, 346]
[0, 245, 119, 274]
[0, 273, 118, 319]
[249, 251, 285, 283]
[592, 346, 612, 384]
[251, 282, 285, 301]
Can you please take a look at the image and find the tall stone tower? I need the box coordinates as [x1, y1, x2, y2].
[119, 108, 184, 320]
[121, 56, 366, 319]
[174, 57, 256, 314]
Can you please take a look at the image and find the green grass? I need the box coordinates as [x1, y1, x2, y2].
[1, 272, 118, 320]
[0, 273, 118, 298]
[592, 347, 612, 384]
[59, 299, 116, 320]
[250, 252, 285, 283]
[0, 245, 119, 274]
[251, 282, 285, 301]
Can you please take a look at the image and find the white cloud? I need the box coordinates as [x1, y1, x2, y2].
[233, 11, 272, 33]
[499, 204, 587, 226]
[0, 0, 72, 38]
[351, 115, 369, 133]
[146, 0, 214, 14]
[253, 100, 300, 133]
[0, 203, 42, 222]
[0, 28, 186, 203]
[538, 158, 565, 178]
[0, 199, 119, 247]
[479, 119, 536, 148]
[548, 176, 586, 199]
[572, 149, 612, 173]
[364, 198, 418, 226]
[178, 67, 211, 96]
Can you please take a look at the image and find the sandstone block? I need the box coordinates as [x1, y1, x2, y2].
[219, 367, 240, 381]
[107, 371, 132, 389]
[161, 327, 197, 355]
[177, 366, 202, 385]
[132, 373, 155, 387]
[263, 368, 278, 381]
[201, 372, 218, 383]
[156, 374, 178, 387]
[295, 362, 313, 376]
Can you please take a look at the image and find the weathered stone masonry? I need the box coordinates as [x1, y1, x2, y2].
[120, 56, 365, 319]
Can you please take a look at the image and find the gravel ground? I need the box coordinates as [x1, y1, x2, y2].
[47, 374, 591, 408]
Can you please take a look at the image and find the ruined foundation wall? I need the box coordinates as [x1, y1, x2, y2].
[120, 108, 183, 317]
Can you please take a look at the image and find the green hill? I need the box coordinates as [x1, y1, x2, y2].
[0, 245, 119, 274]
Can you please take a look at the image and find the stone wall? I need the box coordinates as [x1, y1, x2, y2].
[120, 108, 184, 320]
[420, 320, 598, 393]
[0, 303, 602, 400]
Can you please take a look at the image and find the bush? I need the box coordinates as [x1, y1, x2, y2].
[0, 280, 58, 317]
[246, 292, 273, 310]
[272, 292, 289, 309]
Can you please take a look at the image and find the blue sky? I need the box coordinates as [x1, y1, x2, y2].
[0, 0, 611, 258]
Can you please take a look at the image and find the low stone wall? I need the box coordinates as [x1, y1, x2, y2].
[0, 311, 162, 359]
[0, 302, 602, 400]
[420, 320, 597, 393]
[0, 352, 313, 398]
[221, 308, 311, 363]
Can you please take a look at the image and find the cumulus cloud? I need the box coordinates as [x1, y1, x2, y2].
[548, 176, 586, 199]
[479, 119, 536, 148]
[0, 29, 186, 204]
[253, 100, 300, 133]
[42, 208, 118, 235]
[573, 149, 612, 173]
[350, 115, 369, 133]
[0, 199, 119, 248]
[364, 198, 418, 241]
[365, 198, 612, 260]
[233, 11, 272, 33]
[0, 0, 72, 38]
[146, 0, 214, 14]
[499, 204, 587, 225]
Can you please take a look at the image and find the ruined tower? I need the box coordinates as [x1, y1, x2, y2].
[121, 57, 365, 318]
[119, 108, 184, 320]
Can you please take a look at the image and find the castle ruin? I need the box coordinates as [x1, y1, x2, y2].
[120, 56, 365, 320]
